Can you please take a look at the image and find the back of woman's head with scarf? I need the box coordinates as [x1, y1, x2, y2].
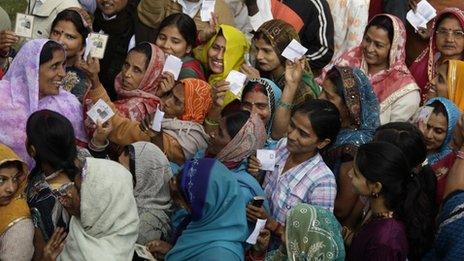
[178, 78, 213, 123]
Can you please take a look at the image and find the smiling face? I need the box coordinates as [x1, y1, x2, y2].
[435, 16, 464, 59]
[241, 91, 271, 125]
[121, 50, 148, 91]
[254, 37, 281, 73]
[50, 20, 84, 60]
[207, 35, 226, 74]
[156, 25, 191, 58]
[286, 111, 328, 156]
[361, 26, 391, 70]
[161, 83, 185, 118]
[97, 0, 128, 16]
[422, 112, 448, 152]
[0, 164, 23, 206]
[428, 63, 449, 99]
[38, 49, 66, 99]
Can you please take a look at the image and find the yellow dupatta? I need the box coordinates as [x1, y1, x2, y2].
[194, 24, 250, 107]
[447, 60, 464, 111]
[0, 144, 29, 236]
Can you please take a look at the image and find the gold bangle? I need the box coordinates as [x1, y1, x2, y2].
[205, 117, 219, 126]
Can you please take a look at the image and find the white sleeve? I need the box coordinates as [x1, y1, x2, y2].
[381, 89, 421, 124]
[248, 0, 273, 31]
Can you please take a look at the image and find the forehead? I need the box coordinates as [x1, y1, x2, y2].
[438, 16, 463, 30]
[126, 51, 148, 66]
[213, 35, 226, 46]
[160, 25, 182, 37]
[292, 111, 315, 134]
[243, 90, 269, 103]
[365, 26, 390, 44]
[254, 37, 273, 48]
[53, 20, 79, 33]
[428, 112, 448, 128]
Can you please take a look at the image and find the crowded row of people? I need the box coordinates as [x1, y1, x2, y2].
[0, 0, 464, 260]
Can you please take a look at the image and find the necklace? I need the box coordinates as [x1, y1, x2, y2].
[371, 211, 394, 220]
[44, 169, 64, 181]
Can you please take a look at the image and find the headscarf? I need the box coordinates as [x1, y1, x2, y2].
[425, 97, 460, 166]
[131, 142, 172, 245]
[266, 203, 345, 261]
[0, 39, 86, 167]
[59, 158, 139, 261]
[446, 60, 464, 111]
[410, 8, 464, 99]
[319, 14, 417, 112]
[165, 158, 247, 261]
[0, 144, 29, 236]
[178, 78, 213, 123]
[216, 113, 267, 167]
[114, 43, 165, 121]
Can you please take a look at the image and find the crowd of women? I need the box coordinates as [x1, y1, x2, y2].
[1, 0, 464, 260]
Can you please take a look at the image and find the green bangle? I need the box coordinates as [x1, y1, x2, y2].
[278, 100, 294, 110]
[204, 117, 219, 126]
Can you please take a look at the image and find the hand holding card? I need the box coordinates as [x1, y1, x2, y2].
[281, 39, 308, 61]
[15, 13, 34, 38]
[86, 99, 115, 124]
[151, 106, 165, 132]
[162, 55, 183, 80]
[257, 149, 276, 171]
[201, 0, 216, 22]
[225, 70, 247, 96]
[87, 33, 109, 59]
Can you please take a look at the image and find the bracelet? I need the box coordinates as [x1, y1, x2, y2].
[457, 150, 464, 160]
[89, 137, 109, 152]
[204, 117, 219, 126]
[278, 100, 294, 110]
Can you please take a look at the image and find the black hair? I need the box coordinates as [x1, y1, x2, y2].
[366, 15, 394, 45]
[356, 141, 436, 260]
[26, 110, 79, 181]
[224, 110, 251, 139]
[128, 42, 152, 70]
[122, 145, 137, 187]
[158, 13, 197, 49]
[39, 41, 64, 65]
[293, 99, 341, 146]
[0, 161, 24, 173]
[51, 9, 90, 46]
[436, 12, 461, 31]
[325, 67, 345, 99]
[429, 100, 449, 120]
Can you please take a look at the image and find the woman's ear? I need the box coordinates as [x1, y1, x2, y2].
[186, 45, 192, 54]
[26, 143, 37, 158]
[316, 138, 331, 150]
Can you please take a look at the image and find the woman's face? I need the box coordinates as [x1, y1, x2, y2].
[319, 79, 350, 125]
[254, 37, 281, 72]
[348, 163, 371, 196]
[0, 166, 22, 206]
[121, 50, 148, 91]
[242, 91, 271, 125]
[422, 112, 448, 152]
[39, 49, 66, 98]
[207, 118, 232, 155]
[50, 20, 84, 60]
[161, 83, 185, 118]
[287, 111, 328, 155]
[156, 25, 191, 58]
[428, 63, 449, 99]
[97, 0, 128, 16]
[435, 16, 464, 59]
[207, 35, 226, 74]
[361, 26, 391, 69]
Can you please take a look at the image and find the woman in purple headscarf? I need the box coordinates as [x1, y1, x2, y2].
[0, 39, 87, 166]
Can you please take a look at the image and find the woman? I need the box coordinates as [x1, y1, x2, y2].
[319, 14, 420, 124]
[50, 8, 92, 102]
[410, 8, 464, 99]
[427, 59, 464, 110]
[348, 142, 435, 260]
[155, 13, 206, 81]
[319, 66, 380, 223]
[118, 141, 172, 245]
[25, 110, 81, 260]
[0, 144, 34, 261]
[165, 158, 248, 261]
[242, 19, 320, 105]
[112, 42, 165, 121]
[0, 39, 86, 166]
[58, 157, 139, 260]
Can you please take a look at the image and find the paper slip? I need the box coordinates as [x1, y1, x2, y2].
[406, 0, 436, 30]
[162, 55, 183, 80]
[257, 149, 276, 171]
[134, 244, 157, 261]
[15, 13, 34, 38]
[151, 106, 165, 132]
[86, 99, 114, 124]
[409, 106, 433, 125]
[200, 0, 216, 22]
[87, 33, 109, 59]
[281, 39, 308, 61]
[226, 70, 247, 96]
[83, 37, 92, 61]
[246, 219, 267, 245]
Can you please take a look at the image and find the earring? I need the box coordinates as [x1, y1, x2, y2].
[371, 192, 379, 198]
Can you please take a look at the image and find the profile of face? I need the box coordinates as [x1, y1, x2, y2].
[156, 25, 191, 58]
[349, 163, 376, 196]
[361, 26, 391, 69]
[58, 173, 82, 217]
[435, 16, 464, 59]
[0, 164, 23, 206]
[286, 111, 330, 155]
[39, 49, 66, 99]
[422, 112, 448, 152]
[97, 0, 128, 16]
[254, 37, 281, 72]
[121, 50, 148, 91]
[207, 35, 226, 74]
[206, 118, 232, 155]
[50, 20, 84, 59]
[428, 63, 449, 99]
[168, 175, 190, 211]
[319, 79, 350, 126]
[242, 91, 271, 124]
[161, 83, 185, 118]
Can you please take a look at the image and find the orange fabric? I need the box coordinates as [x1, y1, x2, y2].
[178, 79, 212, 124]
[271, 0, 304, 32]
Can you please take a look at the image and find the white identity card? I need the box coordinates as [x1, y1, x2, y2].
[281, 39, 308, 61]
[86, 99, 114, 124]
[200, 0, 216, 22]
[257, 149, 276, 171]
[134, 243, 157, 261]
[406, 0, 436, 30]
[226, 70, 247, 96]
[15, 13, 34, 38]
[246, 219, 267, 245]
[87, 33, 109, 59]
[151, 106, 165, 132]
[162, 55, 183, 80]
